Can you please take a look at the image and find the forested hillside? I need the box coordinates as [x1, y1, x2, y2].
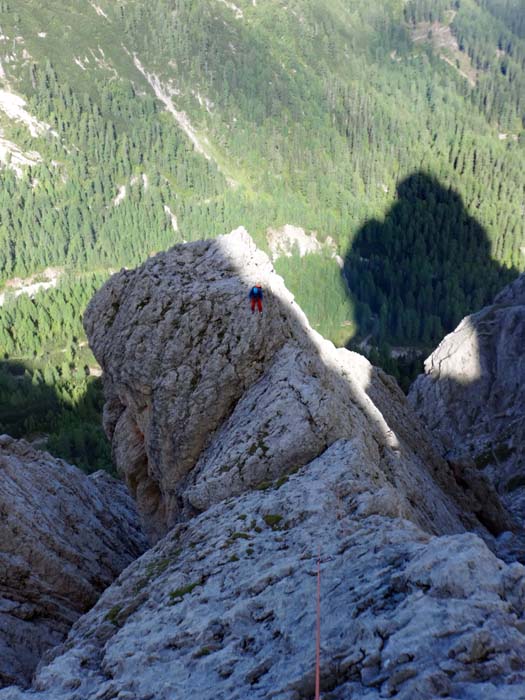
[0, 0, 523, 468]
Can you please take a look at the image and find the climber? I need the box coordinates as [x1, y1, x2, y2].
[249, 283, 263, 314]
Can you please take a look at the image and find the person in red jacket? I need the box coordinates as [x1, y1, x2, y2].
[249, 284, 263, 313]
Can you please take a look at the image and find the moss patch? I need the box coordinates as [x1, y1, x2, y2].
[105, 604, 123, 627]
[275, 475, 289, 489]
[145, 556, 172, 578]
[263, 513, 284, 530]
[169, 580, 201, 604]
[194, 646, 213, 658]
[134, 551, 180, 594]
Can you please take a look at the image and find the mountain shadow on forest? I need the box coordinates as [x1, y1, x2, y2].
[0, 360, 113, 474]
[343, 171, 519, 387]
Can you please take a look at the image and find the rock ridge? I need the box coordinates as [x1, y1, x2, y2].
[1, 229, 523, 699]
[1, 440, 524, 699]
[84, 227, 512, 543]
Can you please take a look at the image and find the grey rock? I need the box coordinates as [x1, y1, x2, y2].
[84, 227, 510, 542]
[409, 274, 525, 526]
[0, 443, 524, 700]
[3, 229, 519, 699]
[0, 436, 147, 688]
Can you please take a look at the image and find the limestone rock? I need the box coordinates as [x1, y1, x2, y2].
[409, 274, 525, 525]
[0, 436, 147, 688]
[1, 230, 523, 699]
[84, 227, 511, 542]
[266, 223, 337, 261]
[1, 443, 524, 700]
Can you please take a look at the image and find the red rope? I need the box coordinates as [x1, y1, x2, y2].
[315, 546, 321, 700]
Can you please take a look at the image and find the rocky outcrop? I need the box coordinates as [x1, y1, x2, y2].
[1, 229, 523, 699]
[409, 274, 525, 524]
[1, 442, 525, 700]
[266, 224, 339, 262]
[84, 227, 511, 543]
[0, 436, 146, 688]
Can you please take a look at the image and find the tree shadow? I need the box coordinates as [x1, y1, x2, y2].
[0, 359, 113, 474]
[343, 171, 519, 388]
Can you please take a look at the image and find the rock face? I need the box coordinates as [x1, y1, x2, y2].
[0, 436, 147, 688]
[1, 229, 523, 699]
[84, 227, 511, 543]
[409, 274, 525, 524]
[1, 443, 525, 700]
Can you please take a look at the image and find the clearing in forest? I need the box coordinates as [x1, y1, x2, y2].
[411, 14, 478, 87]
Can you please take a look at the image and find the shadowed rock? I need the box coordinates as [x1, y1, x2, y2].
[409, 273, 525, 529]
[0, 436, 147, 688]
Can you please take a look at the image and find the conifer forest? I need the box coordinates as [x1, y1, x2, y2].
[0, 0, 523, 470]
